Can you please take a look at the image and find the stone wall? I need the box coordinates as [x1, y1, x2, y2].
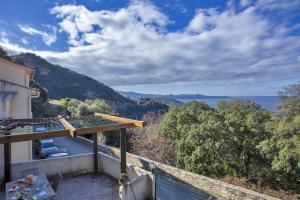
[75, 136, 280, 200]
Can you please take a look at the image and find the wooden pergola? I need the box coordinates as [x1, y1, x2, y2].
[0, 113, 145, 183]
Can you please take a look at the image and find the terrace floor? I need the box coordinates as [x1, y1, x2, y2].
[55, 173, 120, 200]
[1, 173, 120, 200]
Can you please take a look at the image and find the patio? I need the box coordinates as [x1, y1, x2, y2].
[0, 113, 149, 200]
[55, 173, 119, 200]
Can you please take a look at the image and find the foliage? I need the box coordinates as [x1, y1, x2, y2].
[278, 83, 300, 116]
[11, 53, 145, 116]
[119, 173, 129, 186]
[0, 46, 11, 61]
[66, 98, 115, 116]
[158, 95, 300, 194]
[59, 98, 71, 109]
[257, 83, 300, 191]
[129, 112, 176, 166]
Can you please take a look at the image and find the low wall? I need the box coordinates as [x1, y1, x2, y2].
[99, 152, 153, 200]
[0, 153, 94, 188]
[120, 174, 151, 200]
[75, 136, 280, 200]
[0, 152, 153, 200]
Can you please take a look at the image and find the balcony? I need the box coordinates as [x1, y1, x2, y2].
[0, 152, 152, 200]
[0, 113, 280, 200]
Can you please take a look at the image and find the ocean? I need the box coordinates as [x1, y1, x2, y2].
[176, 96, 281, 111]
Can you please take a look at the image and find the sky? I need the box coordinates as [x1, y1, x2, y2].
[0, 0, 300, 96]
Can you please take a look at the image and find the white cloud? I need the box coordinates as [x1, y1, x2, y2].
[21, 38, 29, 44]
[18, 24, 57, 46]
[1, 1, 300, 87]
[240, 0, 252, 7]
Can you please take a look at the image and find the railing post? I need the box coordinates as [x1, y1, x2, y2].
[120, 128, 126, 174]
[4, 143, 11, 183]
[93, 132, 98, 174]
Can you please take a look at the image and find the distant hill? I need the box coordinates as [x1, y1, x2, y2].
[152, 98, 183, 107]
[10, 53, 173, 117]
[118, 91, 228, 100]
[10, 53, 148, 116]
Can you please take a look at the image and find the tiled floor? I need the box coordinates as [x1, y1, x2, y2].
[55, 173, 120, 200]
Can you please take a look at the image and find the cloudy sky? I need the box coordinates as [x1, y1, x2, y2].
[0, 0, 299, 96]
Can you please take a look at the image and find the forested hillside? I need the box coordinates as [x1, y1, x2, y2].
[10, 53, 168, 117]
[130, 83, 300, 199]
[12, 53, 134, 103]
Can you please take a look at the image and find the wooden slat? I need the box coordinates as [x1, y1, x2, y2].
[76, 123, 135, 135]
[93, 132, 98, 174]
[59, 117, 77, 137]
[94, 113, 145, 128]
[0, 130, 70, 144]
[120, 128, 127, 174]
[4, 143, 11, 183]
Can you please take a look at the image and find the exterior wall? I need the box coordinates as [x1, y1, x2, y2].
[119, 173, 152, 200]
[0, 81, 32, 119]
[0, 60, 33, 164]
[0, 59, 31, 87]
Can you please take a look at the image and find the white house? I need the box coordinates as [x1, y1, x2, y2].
[0, 58, 39, 164]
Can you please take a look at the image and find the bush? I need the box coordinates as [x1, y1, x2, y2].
[66, 98, 115, 116]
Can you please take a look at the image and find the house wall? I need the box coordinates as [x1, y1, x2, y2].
[0, 60, 33, 165]
[0, 59, 31, 87]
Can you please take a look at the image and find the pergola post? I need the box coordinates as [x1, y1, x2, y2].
[4, 143, 11, 183]
[93, 132, 98, 174]
[120, 128, 126, 174]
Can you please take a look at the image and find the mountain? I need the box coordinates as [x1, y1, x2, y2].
[11, 53, 141, 115]
[118, 91, 228, 100]
[11, 53, 171, 117]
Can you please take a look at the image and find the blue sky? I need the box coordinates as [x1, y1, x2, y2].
[0, 0, 300, 96]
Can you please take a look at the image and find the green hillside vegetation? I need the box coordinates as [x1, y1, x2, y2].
[59, 98, 115, 116]
[9, 52, 169, 117]
[130, 83, 300, 199]
[11, 53, 139, 115]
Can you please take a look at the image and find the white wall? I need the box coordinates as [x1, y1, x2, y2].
[0, 59, 31, 87]
[0, 60, 33, 164]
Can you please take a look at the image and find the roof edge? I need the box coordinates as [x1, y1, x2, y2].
[0, 58, 34, 72]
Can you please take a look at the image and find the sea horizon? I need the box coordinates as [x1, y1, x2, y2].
[176, 96, 281, 110]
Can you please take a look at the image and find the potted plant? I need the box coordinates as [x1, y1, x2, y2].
[119, 173, 129, 186]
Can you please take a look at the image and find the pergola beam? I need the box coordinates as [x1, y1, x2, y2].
[0, 130, 71, 144]
[93, 132, 98, 174]
[4, 143, 11, 182]
[120, 128, 127, 174]
[75, 123, 135, 135]
[0, 113, 146, 183]
[94, 113, 145, 128]
[59, 117, 77, 137]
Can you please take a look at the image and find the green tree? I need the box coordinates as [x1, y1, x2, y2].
[278, 83, 300, 116]
[159, 100, 272, 182]
[258, 83, 300, 191]
[59, 98, 71, 109]
[0, 46, 11, 61]
[218, 100, 271, 178]
[67, 99, 115, 116]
